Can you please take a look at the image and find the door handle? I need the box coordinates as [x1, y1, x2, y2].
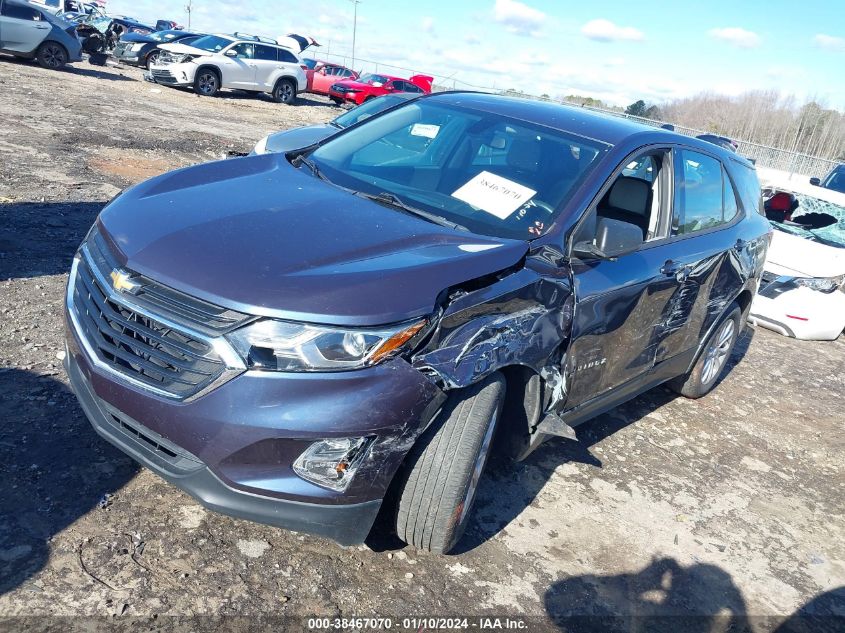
[661, 261, 690, 282]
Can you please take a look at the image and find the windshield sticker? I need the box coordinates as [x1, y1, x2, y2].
[410, 123, 440, 139]
[452, 171, 537, 220]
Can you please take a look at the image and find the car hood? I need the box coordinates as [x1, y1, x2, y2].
[264, 124, 338, 154]
[119, 32, 157, 44]
[766, 230, 845, 278]
[97, 155, 528, 327]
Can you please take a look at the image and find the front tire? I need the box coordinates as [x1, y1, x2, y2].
[194, 69, 220, 97]
[36, 42, 68, 70]
[145, 50, 161, 70]
[395, 372, 505, 554]
[272, 79, 296, 104]
[668, 304, 742, 399]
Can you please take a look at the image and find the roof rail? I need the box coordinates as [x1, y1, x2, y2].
[232, 32, 277, 44]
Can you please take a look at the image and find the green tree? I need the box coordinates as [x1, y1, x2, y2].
[625, 100, 648, 117]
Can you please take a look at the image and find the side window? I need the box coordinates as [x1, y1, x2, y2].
[2, 4, 40, 19]
[673, 150, 725, 235]
[277, 49, 297, 63]
[723, 167, 740, 223]
[230, 43, 254, 59]
[341, 69, 355, 78]
[253, 45, 277, 61]
[403, 82, 423, 93]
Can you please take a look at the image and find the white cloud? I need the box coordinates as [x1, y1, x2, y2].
[581, 19, 644, 42]
[493, 0, 546, 37]
[464, 34, 481, 45]
[708, 27, 761, 49]
[421, 17, 435, 34]
[813, 34, 845, 52]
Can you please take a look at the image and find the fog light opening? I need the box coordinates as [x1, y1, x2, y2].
[293, 437, 373, 491]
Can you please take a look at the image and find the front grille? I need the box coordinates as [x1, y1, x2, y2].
[69, 231, 250, 400]
[330, 83, 346, 93]
[151, 69, 177, 83]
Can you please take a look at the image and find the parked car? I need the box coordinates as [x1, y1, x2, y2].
[750, 180, 845, 340]
[810, 164, 845, 195]
[253, 93, 419, 155]
[147, 33, 307, 103]
[328, 72, 433, 106]
[307, 61, 358, 94]
[0, 0, 82, 69]
[76, 14, 154, 53]
[696, 134, 738, 153]
[113, 29, 202, 69]
[64, 93, 768, 554]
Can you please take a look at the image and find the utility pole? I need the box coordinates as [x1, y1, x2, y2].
[349, 0, 361, 70]
[185, 0, 192, 30]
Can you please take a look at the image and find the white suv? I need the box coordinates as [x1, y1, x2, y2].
[147, 33, 307, 104]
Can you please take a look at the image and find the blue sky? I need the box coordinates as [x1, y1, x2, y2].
[107, 0, 845, 108]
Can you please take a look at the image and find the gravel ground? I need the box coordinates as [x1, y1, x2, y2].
[1, 58, 844, 632]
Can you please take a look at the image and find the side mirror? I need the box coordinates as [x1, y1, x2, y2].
[225, 49, 238, 57]
[809, 177, 821, 186]
[573, 217, 643, 260]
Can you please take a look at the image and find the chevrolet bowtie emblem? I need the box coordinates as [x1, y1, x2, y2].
[110, 269, 139, 294]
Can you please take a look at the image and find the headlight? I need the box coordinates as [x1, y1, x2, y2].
[795, 274, 845, 294]
[226, 318, 427, 372]
[253, 134, 270, 155]
[171, 54, 195, 64]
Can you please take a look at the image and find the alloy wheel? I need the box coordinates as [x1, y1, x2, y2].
[198, 73, 217, 95]
[42, 44, 65, 69]
[702, 319, 735, 385]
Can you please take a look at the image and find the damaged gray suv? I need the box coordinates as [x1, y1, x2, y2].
[65, 93, 770, 554]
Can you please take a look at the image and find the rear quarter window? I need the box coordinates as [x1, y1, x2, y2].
[731, 162, 764, 216]
[277, 49, 298, 63]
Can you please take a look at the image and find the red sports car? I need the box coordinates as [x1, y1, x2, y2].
[328, 73, 433, 106]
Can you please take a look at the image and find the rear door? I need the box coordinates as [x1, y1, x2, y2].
[252, 44, 279, 90]
[0, 2, 50, 53]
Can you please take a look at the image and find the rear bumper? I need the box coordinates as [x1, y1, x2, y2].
[65, 347, 383, 545]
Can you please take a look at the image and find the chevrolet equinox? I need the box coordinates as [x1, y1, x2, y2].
[65, 93, 770, 554]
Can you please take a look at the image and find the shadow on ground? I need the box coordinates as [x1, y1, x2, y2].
[0, 369, 139, 596]
[544, 559, 844, 632]
[0, 202, 103, 280]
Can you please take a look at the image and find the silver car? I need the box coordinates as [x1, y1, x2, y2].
[0, 0, 83, 69]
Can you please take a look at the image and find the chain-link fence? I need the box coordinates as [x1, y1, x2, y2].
[312, 52, 840, 178]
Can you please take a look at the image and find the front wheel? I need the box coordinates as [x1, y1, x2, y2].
[36, 42, 68, 70]
[272, 79, 296, 104]
[395, 372, 505, 554]
[145, 50, 161, 70]
[668, 304, 742, 398]
[194, 69, 220, 97]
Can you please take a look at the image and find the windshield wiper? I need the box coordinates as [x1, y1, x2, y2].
[354, 191, 468, 232]
[291, 154, 330, 183]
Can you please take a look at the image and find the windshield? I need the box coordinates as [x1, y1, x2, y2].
[309, 100, 608, 240]
[188, 35, 233, 52]
[359, 74, 390, 86]
[333, 95, 409, 129]
[771, 193, 845, 248]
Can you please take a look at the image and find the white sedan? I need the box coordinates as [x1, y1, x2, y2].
[749, 169, 845, 341]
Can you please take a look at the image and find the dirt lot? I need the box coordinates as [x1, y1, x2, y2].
[1, 58, 844, 632]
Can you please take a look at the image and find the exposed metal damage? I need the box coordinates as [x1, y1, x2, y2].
[409, 246, 578, 457]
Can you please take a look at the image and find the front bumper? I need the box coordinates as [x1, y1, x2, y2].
[329, 90, 363, 105]
[63, 301, 445, 543]
[147, 62, 196, 86]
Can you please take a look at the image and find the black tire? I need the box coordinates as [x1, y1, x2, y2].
[145, 50, 161, 70]
[330, 97, 343, 106]
[272, 78, 296, 104]
[194, 68, 220, 97]
[395, 372, 505, 554]
[36, 42, 68, 70]
[668, 304, 742, 399]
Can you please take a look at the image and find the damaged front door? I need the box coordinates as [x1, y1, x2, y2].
[564, 149, 683, 410]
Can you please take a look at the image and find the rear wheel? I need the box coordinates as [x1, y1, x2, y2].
[395, 372, 505, 554]
[272, 79, 296, 104]
[194, 69, 220, 97]
[36, 42, 68, 70]
[145, 50, 161, 70]
[668, 304, 742, 398]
